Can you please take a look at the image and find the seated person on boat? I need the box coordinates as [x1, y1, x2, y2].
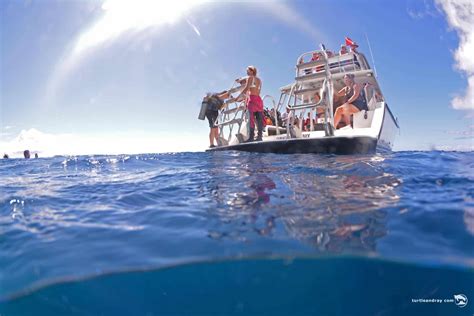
[333, 73, 368, 129]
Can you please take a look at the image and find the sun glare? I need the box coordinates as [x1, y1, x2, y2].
[75, 0, 206, 55]
[45, 0, 206, 103]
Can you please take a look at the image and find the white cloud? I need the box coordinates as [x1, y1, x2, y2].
[257, 2, 322, 41]
[445, 124, 474, 139]
[436, 0, 474, 110]
[0, 128, 208, 158]
[432, 144, 474, 151]
[407, 0, 438, 20]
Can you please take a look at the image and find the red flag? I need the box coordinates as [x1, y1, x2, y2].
[345, 37, 358, 48]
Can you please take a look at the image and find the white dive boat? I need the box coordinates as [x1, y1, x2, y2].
[205, 44, 399, 154]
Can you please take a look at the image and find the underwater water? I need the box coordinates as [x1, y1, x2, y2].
[1, 151, 473, 315]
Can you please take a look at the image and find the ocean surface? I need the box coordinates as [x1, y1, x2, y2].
[1, 150, 473, 315]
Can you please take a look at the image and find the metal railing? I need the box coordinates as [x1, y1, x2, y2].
[295, 51, 363, 80]
[262, 94, 280, 135]
[215, 82, 248, 146]
[282, 44, 337, 137]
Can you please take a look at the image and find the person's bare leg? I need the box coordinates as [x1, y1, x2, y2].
[343, 106, 351, 126]
[334, 106, 343, 128]
[214, 128, 219, 144]
[335, 104, 352, 129]
[339, 114, 346, 128]
[212, 127, 219, 146]
[344, 115, 351, 126]
[344, 104, 361, 127]
[209, 129, 214, 146]
[336, 103, 352, 127]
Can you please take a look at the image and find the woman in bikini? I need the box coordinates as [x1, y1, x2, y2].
[236, 66, 264, 142]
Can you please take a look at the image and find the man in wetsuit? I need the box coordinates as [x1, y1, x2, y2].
[203, 91, 229, 148]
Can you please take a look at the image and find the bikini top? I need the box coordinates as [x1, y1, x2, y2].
[248, 76, 260, 89]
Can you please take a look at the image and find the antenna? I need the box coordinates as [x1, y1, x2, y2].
[365, 32, 378, 78]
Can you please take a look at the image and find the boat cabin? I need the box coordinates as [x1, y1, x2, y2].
[263, 49, 385, 137]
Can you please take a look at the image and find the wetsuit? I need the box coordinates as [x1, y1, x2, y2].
[205, 95, 223, 128]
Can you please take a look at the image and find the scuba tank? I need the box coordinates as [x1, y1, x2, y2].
[198, 98, 209, 120]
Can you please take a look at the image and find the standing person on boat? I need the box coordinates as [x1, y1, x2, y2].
[280, 107, 290, 126]
[202, 91, 229, 148]
[235, 66, 264, 142]
[333, 73, 368, 129]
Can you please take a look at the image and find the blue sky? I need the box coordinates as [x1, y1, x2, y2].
[1, 0, 473, 156]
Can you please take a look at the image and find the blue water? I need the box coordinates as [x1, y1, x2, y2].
[1, 151, 473, 315]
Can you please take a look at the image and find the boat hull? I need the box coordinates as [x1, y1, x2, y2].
[208, 136, 378, 154]
[377, 104, 399, 152]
